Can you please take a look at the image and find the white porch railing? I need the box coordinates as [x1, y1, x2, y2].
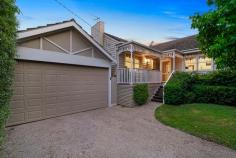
[117, 68, 161, 84]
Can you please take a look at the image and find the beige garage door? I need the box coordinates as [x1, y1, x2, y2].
[8, 60, 108, 126]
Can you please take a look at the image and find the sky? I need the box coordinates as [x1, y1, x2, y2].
[16, 0, 211, 45]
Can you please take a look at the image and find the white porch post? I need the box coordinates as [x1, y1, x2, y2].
[130, 44, 134, 84]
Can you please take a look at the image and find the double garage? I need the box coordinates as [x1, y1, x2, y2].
[8, 56, 111, 126]
[8, 21, 114, 126]
[8, 59, 110, 126]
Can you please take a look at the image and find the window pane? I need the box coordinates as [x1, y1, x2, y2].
[124, 55, 131, 68]
[198, 56, 212, 70]
[185, 57, 196, 71]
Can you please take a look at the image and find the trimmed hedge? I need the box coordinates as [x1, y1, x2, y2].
[164, 72, 193, 105]
[164, 71, 236, 106]
[133, 84, 149, 105]
[193, 70, 236, 87]
[0, 0, 19, 146]
[193, 85, 236, 106]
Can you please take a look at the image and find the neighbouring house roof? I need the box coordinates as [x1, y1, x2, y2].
[104, 33, 128, 43]
[151, 35, 199, 52]
[17, 19, 115, 62]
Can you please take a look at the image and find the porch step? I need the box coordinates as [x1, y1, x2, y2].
[151, 86, 163, 103]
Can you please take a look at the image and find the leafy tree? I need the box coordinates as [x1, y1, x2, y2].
[0, 0, 19, 145]
[191, 0, 236, 70]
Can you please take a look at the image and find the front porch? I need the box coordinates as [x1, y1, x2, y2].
[116, 42, 184, 84]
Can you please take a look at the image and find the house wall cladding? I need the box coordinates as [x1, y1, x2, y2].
[103, 34, 120, 60]
[117, 83, 159, 107]
[8, 60, 108, 126]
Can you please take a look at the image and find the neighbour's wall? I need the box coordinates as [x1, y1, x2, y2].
[18, 28, 108, 61]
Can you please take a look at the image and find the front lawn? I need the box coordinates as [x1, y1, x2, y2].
[155, 104, 236, 150]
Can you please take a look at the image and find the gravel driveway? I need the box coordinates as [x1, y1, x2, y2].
[1, 102, 236, 158]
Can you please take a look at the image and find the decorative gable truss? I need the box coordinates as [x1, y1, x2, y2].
[18, 29, 107, 60]
[17, 20, 115, 62]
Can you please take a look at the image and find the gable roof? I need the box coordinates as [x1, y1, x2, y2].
[104, 33, 128, 43]
[151, 35, 199, 52]
[117, 40, 162, 55]
[17, 19, 115, 62]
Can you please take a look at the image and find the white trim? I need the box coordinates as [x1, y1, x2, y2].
[16, 47, 111, 68]
[17, 20, 116, 63]
[43, 37, 70, 54]
[72, 47, 92, 55]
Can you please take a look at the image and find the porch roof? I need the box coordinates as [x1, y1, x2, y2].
[117, 41, 162, 56]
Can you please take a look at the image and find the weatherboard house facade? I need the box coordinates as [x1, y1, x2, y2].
[8, 19, 215, 126]
[91, 21, 215, 107]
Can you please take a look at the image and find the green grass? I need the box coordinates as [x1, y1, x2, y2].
[155, 103, 236, 150]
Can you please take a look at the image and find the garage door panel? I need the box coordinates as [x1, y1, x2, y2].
[9, 100, 24, 110]
[27, 111, 43, 121]
[7, 112, 25, 125]
[8, 61, 108, 126]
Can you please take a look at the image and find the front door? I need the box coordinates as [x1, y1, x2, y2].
[162, 61, 171, 82]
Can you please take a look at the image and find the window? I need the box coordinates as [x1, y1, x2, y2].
[185, 57, 197, 71]
[144, 57, 154, 70]
[198, 56, 212, 71]
[124, 54, 140, 69]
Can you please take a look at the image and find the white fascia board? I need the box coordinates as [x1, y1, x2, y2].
[16, 47, 111, 68]
[17, 21, 116, 63]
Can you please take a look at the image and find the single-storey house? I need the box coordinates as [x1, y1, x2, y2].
[8, 19, 215, 126]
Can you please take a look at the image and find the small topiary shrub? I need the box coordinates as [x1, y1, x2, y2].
[133, 84, 149, 105]
[164, 72, 193, 105]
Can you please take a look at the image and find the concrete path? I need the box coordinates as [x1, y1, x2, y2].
[1, 102, 236, 158]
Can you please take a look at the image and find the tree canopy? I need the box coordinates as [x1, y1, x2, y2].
[191, 0, 236, 70]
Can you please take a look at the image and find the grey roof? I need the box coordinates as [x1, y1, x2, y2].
[151, 35, 199, 51]
[17, 19, 79, 33]
[104, 33, 128, 42]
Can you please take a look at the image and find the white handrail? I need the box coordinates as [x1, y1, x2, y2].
[163, 71, 175, 104]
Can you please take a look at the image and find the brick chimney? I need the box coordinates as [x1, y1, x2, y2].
[91, 21, 104, 46]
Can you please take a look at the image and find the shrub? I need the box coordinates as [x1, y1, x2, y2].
[164, 72, 193, 105]
[193, 85, 236, 106]
[193, 70, 236, 87]
[164, 70, 236, 105]
[0, 0, 19, 146]
[133, 84, 149, 105]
